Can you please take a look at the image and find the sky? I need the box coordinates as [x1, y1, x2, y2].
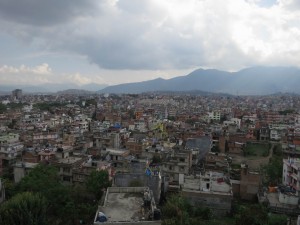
[0, 0, 300, 87]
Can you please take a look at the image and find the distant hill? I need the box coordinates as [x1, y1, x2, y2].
[56, 89, 94, 95]
[0, 83, 108, 93]
[99, 66, 300, 95]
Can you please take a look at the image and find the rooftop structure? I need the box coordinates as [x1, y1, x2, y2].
[94, 187, 161, 225]
[181, 172, 233, 216]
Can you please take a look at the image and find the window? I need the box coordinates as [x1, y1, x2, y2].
[63, 176, 71, 182]
[63, 168, 71, 173]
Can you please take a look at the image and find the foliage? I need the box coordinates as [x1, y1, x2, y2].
[34, 102, 67, 112]
[0, 192, 48, 225]
[13, 164, 98, 225]
[6, 103, 26, 110]
[234, 204, 268, 225]
[7, 119, 17, 129]
[162, 195, 213, 225]
[85, 98, 97, 107]
[244, 143, 269, 157]
[0, 103, 7, 113]
[262, 155, 283, 186]
[0, 178, 17, 199]
[167, 116, 176, 121]
[278, 109, 295, 115]
[85, 170, 111, 199]
[16, 164, 72, 223]
[17, 164, 60, 193]
[273, 144, 283, 157]
[268, 213, 288, 225]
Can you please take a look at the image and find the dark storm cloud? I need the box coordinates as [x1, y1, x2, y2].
[0, 0, 300, 73]
[0, 0, 98, 26]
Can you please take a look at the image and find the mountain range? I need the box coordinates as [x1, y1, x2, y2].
[1, 66, 300, 95]
[0, 83, 107, 94]
[100, 66, 300, 95]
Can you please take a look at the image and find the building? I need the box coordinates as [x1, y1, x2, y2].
[208, 111, 221, 121]
[282, 158, 300, 196]
[161, 149, 192, 184]
[185, 136, 212, 164]
[181, 172, 233, 217]
[204, 152, 229, 173]
[257, 157, 300, 215]
[230, 164, 261, 200]
[94, 187, 161, 225]
[114, 161, 162, 204]
[11, 89, 22, 100]
[13, 162, 38, 183]
[52, 156, 87, 184]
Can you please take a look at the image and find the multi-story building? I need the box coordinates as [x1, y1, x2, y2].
[0, 133, 20, 145]
[208, 111, 221, 122]
[181, 172, 233, 216]
[51, 156, 87, 184]
[11, 89, 22, 100]
[282, 158, 300, 196]
[162, 149, 192, 184]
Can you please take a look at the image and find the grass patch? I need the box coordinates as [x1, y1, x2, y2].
[244, 143, 269, 157]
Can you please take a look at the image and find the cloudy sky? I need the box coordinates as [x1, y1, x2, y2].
[0, 0, 300, 87]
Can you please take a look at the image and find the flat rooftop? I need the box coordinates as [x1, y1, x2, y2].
[95, 187, 160, 224]
[57, 157, 82, 164]
[102, 192, 144, 222]
[106, 148, 129, 155]
[182, 173, 232, 195]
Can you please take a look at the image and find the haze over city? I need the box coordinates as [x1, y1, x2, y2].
[1, 0, 300, 88]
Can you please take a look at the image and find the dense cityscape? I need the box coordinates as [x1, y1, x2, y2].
[2, 0, 300, 224]
[0, 89, 299, 224]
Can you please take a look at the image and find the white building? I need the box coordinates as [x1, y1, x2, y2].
[282, 158, 300, 196]
[208, 111, 221, 121]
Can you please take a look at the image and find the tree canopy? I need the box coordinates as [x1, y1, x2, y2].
[0, 103, 6, 113]
[0, 192, 48, 225]
[14, 164, 97, 225]
[85, 170, 111, 199]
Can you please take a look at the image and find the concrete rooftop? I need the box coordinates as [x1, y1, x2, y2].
[100, 192, 144, 222]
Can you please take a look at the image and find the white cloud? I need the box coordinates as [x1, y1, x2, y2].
[0, 63, 105, 86]
[0, 0, 300, 85]
[0, 63, 51, 75]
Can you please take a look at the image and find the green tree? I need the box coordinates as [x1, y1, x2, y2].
[16, 164, 76, 224]
[235, 204, 268, 225]
[268, 213, 288, 225]
[0, 103, 6, 113]
[162, 195, 213, 225]
[0, 192, 48, 225]
[85, 170, 111, 199]
[17, 164, 60, 193]
[262, 156, 283, 186]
